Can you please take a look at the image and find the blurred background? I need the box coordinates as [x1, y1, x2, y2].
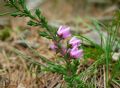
[0, 0, 120, 26]
[0, 0, 120, 35]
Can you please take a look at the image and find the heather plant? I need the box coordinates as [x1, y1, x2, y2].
[2, 0, 120, 88]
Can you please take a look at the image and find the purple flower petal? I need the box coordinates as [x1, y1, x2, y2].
[57, 26, 71, 39]
[70, 46, 83, 59]
[69, 37, 81, 47]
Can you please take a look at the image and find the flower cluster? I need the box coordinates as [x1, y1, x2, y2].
[50, 26, 83, 59]
[69, 37, 83, 59]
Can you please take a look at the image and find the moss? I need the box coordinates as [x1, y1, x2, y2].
[0, 27, 11, 41]
[83, 46, 103, 60]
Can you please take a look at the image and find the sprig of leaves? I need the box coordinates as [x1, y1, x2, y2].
[5, 0, 56, 39]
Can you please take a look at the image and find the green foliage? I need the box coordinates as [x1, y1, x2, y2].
[27, 20, 39, 26]
[111, 59, 120, 79]
[5, 0, 56, 39]
[38, 31, 52, 39]
[83, 46, 103, 60]
[76, 12, 120, 87]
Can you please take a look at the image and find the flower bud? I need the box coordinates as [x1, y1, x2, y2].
[57, 26, 71, 39]
[70, 46, 83, 59]
[69, 37, 81, 47]
[50, 44, 57, 51]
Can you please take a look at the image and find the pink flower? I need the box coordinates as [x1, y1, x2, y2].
[70, 46, 83, 59]
[50, 44, 57, 51]
[57, 26, 71, 39]
[69, 37, 81, 47]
